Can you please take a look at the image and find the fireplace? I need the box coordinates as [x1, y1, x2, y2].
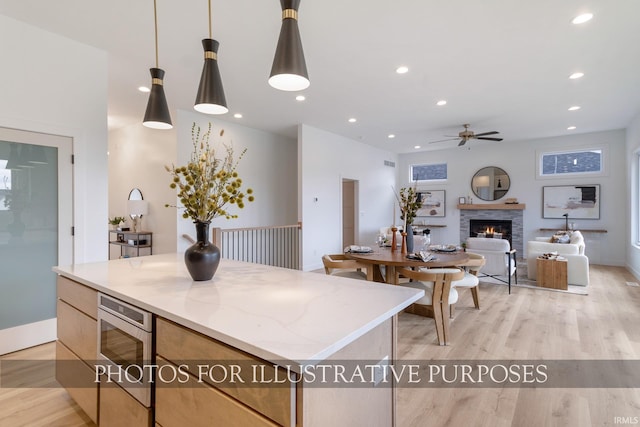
[470, 219, 512, 248]
[459, 205, 524, 255]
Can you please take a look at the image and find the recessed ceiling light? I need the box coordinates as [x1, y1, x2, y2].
[296, 95, 306, 101]
[348, 118, 357, 123]
[396, 66, 409, 74]
[567, 126, 577, 130]
[572, 13, 593, 24]
[569, 72, 584, 79]
[234, 113, 243, 119]
[388, 134, 395, 139]
[568, 106, 581, 111]
[414, 145, 421, 149]
[138, 86, 150, 93]
[436, 100, 447, 106]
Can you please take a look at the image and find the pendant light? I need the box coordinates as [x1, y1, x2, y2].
[269, 0, 310, 91]
[143, 0, 173, 129]
[194, 0, 228, 114]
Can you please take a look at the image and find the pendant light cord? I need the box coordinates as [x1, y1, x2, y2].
[208, 0, 212, 38]
[153, 0, 159, 67]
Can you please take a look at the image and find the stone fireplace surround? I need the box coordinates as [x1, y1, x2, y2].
[459, 205, 524, 255]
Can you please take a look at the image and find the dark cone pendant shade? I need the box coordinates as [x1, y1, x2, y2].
[194, 39, 228, 114]
[143, 67, 173, 129]
[269, 0, 309, 91]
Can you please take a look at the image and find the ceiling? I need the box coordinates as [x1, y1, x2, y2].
[1, 0, 639, 153]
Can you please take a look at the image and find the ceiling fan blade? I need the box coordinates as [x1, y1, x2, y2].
[458, 139, 467, 146]
[475, 137, 503, 141]
[428, 137, 458, 144]
[474, 131, 499, 137]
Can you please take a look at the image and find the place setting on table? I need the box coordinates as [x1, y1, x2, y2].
[345, 242, 469, 284]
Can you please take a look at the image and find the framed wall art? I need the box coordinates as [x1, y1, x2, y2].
[417, 190, 446, 217]
[542, 184, 600, 219]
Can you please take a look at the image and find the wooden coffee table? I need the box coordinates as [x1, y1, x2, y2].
[536, 257, 568, 290]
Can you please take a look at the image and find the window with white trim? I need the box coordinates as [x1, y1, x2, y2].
[540, 149, 602, 176]
[410, 163, 447, 182]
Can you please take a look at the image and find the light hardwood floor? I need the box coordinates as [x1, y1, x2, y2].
[1, 265, 638, 427]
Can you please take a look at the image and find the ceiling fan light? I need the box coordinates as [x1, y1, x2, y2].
[269, 0, 309, 92]
[194, 39, 228, 115]
[143, 68, 173, 129]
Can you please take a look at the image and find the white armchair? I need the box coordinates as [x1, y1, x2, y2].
[466, 237, 517, 293]
[526, 231, 589, 286]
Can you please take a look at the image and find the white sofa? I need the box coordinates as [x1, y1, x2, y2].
[526, 230, 589, 286]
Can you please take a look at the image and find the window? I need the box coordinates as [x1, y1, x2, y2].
[410, 163, 447, 182]
[0, 159, 10, 211]
[539, 149, 602, 176]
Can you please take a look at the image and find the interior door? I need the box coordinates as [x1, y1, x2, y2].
[0, 127, 73, 354]
[342, 179, 358, 248]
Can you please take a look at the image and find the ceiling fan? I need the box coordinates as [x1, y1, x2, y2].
[429, 124, 503, 146]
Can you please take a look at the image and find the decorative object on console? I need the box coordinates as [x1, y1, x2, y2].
[166, 122, 255, 281]
[127, 200, 148, 232]
[542, 184, 600, 219]
[108, 216, 126, 230]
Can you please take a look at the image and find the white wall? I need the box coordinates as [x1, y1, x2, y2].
[108, 124, 177, 257]
[397, 129, 627, 266]
[626, 112, 640, 279]
[0, 15, 108, 351]
[175, 110, 298, 253]
[0, 15, 108, 263]
[300, 125, 398, 271]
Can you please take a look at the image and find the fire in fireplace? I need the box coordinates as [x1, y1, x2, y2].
[469, 219, 512, 247]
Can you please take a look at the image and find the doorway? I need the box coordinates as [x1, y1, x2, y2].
[0, 127, 73, 354]
[342, 179, 359, 248]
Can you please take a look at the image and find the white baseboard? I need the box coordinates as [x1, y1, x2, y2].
[0, 318, 57, 356]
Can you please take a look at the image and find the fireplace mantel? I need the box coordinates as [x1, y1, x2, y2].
[457, 203, 525, 210]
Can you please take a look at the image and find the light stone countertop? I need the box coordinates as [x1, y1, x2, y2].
[54, 253, 423, 368]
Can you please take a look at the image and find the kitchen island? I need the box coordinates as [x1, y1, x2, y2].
[54, 253, 422, 427]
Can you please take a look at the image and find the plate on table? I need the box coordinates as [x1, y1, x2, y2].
[344, 245, 373, 254]
[429, 244, 457, 253]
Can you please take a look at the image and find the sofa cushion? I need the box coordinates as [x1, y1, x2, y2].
[551, 234, 571, 243]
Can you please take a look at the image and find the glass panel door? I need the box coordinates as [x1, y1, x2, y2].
[0, 129, 72, 335]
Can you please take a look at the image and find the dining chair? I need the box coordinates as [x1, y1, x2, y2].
[322, 254, 368, 280]
[395, 267, 465, 345]
[451, 252, 486, 311]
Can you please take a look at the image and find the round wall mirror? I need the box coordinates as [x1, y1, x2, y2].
[471, 167, 510, 201]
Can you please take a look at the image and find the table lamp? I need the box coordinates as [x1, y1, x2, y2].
[128, 200, 148, 232]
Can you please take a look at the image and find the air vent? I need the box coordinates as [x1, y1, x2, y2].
[384, 160, 395, 167]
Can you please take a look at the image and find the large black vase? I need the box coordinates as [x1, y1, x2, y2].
[405, 224, 414, 253]
[184, 221, 221, 281]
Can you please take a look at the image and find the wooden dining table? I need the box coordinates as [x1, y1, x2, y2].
[346, 247, 469, 285]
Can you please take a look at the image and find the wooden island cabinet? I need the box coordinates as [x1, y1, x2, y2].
[54, 253, 422, 427]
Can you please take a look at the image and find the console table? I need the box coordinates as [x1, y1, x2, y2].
[109, 230, 153, 259]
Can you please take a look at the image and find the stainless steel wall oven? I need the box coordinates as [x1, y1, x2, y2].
[97, 293, 153, 407]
